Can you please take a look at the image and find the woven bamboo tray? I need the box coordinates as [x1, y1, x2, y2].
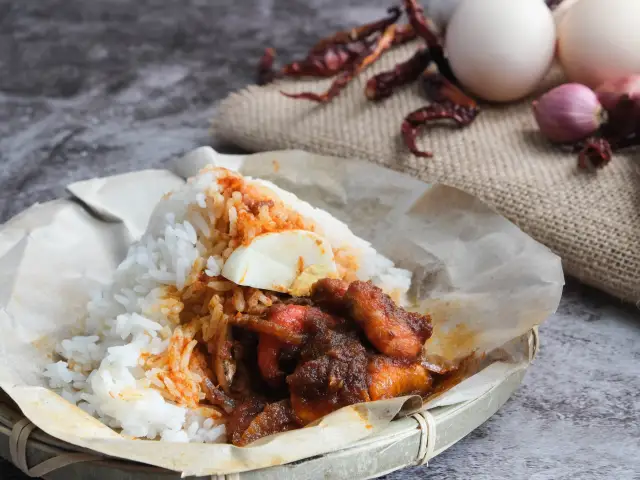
[0, 328, 537, 480]
[0, 148, 556, 479]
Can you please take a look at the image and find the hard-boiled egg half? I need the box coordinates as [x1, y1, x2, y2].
[221, 229, 338, 296]
[216, 177, 380, 297]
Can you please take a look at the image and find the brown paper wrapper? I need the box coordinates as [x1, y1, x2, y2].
[0, 148, 563, 475]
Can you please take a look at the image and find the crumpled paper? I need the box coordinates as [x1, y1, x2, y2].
[0, 147, 564, 476]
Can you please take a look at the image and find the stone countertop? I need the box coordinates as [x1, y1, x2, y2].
[1, 1, 638, 479]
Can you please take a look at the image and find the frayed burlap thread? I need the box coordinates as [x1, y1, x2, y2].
[213, 41, 640, 303]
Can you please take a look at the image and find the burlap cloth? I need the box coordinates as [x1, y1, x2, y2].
[213, 40, 640, 303]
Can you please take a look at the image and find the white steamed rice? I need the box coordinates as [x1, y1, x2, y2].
[43, 165, 412, 443]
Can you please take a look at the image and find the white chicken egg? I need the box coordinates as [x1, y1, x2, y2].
[423, 0, 464, 33]
[552, 0, 582, 28]
[221, 229, 337, 296]
[558, 0, 640, 89]
[445, 0, 556, 102]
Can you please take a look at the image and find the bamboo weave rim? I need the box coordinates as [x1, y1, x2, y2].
[0, 327, 539, 478]
[0, 397, 438, 478]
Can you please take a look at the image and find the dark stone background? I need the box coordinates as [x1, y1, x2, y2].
[1, 1, 639, 479]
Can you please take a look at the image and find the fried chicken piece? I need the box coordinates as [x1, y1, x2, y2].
[301, 304, 345, 330]
[234, 304, 344, 387]
[290, 392, 342, 425]
[226, 397, 266, 446]
[228, 329, 270, 398]
[269, 304, 311, 332]
[287, 326, 435, 422]
[345, 281, 433, 360]
[287, 326, 370, 424]
[202, 378, 236, 413]
[229, 280, 438, 435]
[310, 278, 349, 312]
[258, 333, 297, 388]
[282, 296, 316, 307]
[189, 347, 236, 413]
[367, 356, 432, 400]
[210, 316, 236, 393]
[258, 304, 342, 387]
[236, 400, 299, 447]
[256, 305, 309, 387]
[229, 313, 306, 345]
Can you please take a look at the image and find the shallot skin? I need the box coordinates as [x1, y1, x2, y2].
[595, 75, 640, 112]
[532, 83, 605, 143]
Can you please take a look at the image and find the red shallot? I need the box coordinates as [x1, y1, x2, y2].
[532, 83, 606, 144]
[595, 75, 640, 111]
[533, 75, 640, 171]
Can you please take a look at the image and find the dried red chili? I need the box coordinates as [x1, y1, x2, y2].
[310, 6, 402, 54]
[401, 67, 480, 158]
[402, 0, 456, 83]
[256, 1, 482, 158]
[365, 48, 431, 101]
[257, 7, 402, 86]
[577, 137, 613, 170]
[573, 95, 640, 171]
[257, 48, 277, 86]
[539, 90, 640, 171]
[281, 24, 399, 103]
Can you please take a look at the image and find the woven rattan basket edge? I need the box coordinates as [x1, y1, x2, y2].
[0, 328, 537, 480]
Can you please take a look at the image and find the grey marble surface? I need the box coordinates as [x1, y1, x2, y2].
[1, 1, 639, 479]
